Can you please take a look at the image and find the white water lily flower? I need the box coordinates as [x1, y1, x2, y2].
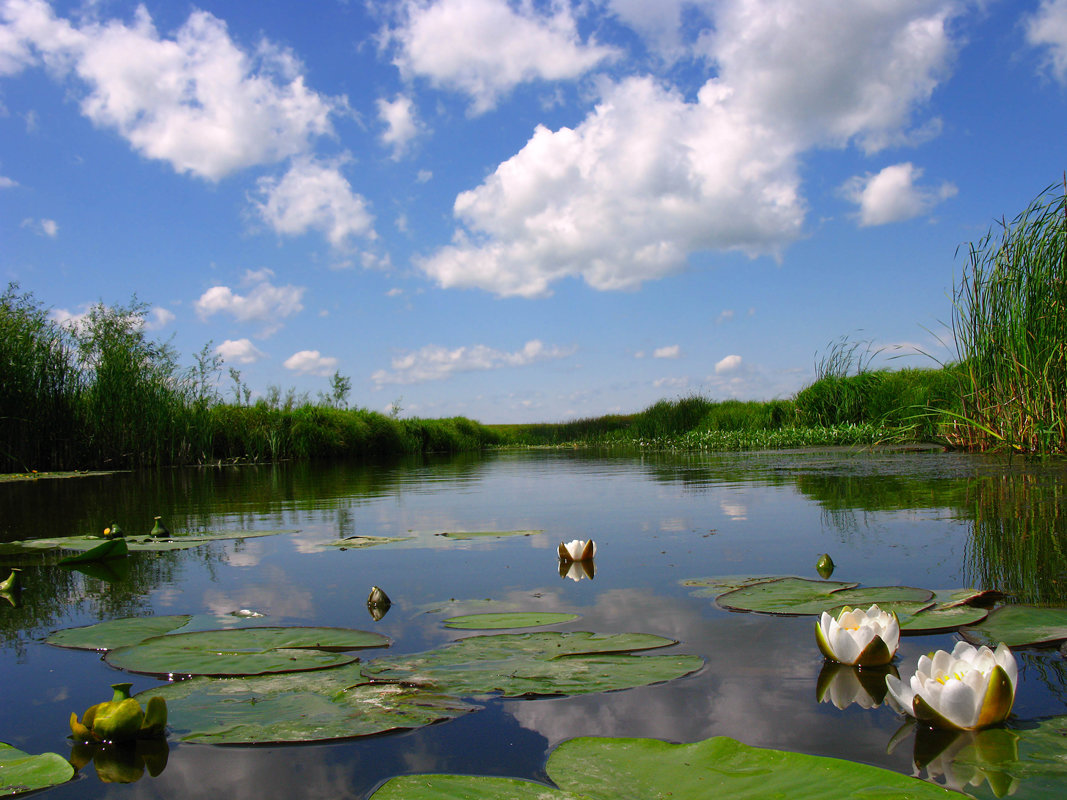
[816, 605, 899, 667]
[558, 539, 596, 562]
[885, 641, 1017, 730]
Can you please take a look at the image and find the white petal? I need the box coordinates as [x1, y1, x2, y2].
[936, 676, 980, 729]
[885, 674, 912, 713]
[829, 626, 862, 664]
[994, 643, 1018, 688]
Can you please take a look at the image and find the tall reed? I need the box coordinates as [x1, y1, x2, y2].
[952, 181, 1067, 453]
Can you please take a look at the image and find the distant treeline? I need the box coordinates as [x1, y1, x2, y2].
[0, 286, 502, 472]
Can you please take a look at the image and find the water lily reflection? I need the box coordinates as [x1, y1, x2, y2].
[891, 720, 1020, 797]
[886, 642, 1017, 731]
[816, 662, 897, 710]
[559, 559, 595, 581]
[69, 738, 170, 784]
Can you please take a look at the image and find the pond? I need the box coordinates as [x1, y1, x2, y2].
[1, 447, 1066, 798]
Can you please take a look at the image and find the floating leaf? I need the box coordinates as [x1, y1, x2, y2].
[716, 577, 932, 616]
[680, 575, 783, 598]
[930, 588, 1004, 608]
[320, 535, 415, 549]
[47, 615, 193, 651]
[8, 530, 294, 554]
[0, 743, 75, 797]
[443, 612, 579, 630]
[57, 538, 128, 564]
[141, 664, 474, 744]
[435, 530, 544, 540]
[105, 627, 390, 677]
[961, 605, 1067, 648]
[369, 734, 955, 799]
[361, 631, 702, 698]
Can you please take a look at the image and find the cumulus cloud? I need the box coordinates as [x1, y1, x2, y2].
[653, 345, 680, 359]
[701, 0, 957, 152]
[195, 269, 304, 336]
[386, 0, 618, 113]
[377, 93, 420, 158]
[0, 174, 17, 188]
[251, 157, 375, 248]
[715, 354, 743, 374]
[216, 338, 265, 364]
[1026, 0, 1067, 83]
[143, 306, 175, 330]
[840, 162, 957, 226]
[283, 349, 338, 376]
[0, 0, 337, 180]
[419, 76, 804, 296]
[372, 339, 576, 385]
[418, 1, 959, 297]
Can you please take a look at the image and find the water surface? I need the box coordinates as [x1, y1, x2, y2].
[1, 448, 1066, 798]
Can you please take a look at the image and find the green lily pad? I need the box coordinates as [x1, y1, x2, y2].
[47, 614, 194, 651]
[716, 577, 932, 616]
[56, 537, 128, 564]
[0, 743, 76, 797]
[8, 529, 294, 554]
[369, 734, 955, 799]
[443, 612, 580, 630]
[961, 605, 1067, 648]
[361, 631, 703, 698]
[105, 626, 391, 677]
[680, 575, 783, 598]
[434, 530, 544, 540]
[140, 663, 475, 744]
[931, 588, 1004, 608]
[320, 535, 415, 549]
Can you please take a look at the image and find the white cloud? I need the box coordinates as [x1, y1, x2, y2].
[195, 270, 304, 336]
[387, 0, 618, 113]
[419, 76, 804, 297]
[252, 158, 375, 248]
[373, 339, 576, 385]
[0, 1, 337, 180]
[653, 376, 690, 389]
[715, 354, 743, 374]
[840, 162, 957, 227]
[283, 349, 338, 376]
[216, 338, 265, 364]
[48, 306, 87, 329]
[606, 0, 700, 63]
[1027, 0, 1067, 83]
[20, 217, 57, 236]
[377, 93, 420, 157]
[0, 174, 16, 188]
[143, 306, 175, 330]
[701, 0, 958, 153]
[717, 309, 735, 324]
[653, 344, 680, 359]
[419, 1, 960, 297]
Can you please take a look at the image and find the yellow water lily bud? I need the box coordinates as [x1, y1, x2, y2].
[139, 697, 168, 738]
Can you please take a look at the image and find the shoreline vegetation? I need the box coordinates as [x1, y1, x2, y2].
[3, 182, 1065, 473]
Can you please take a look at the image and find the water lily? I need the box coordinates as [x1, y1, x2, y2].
[885, 641, 1017, 731]
[70, 683, 167, 743]
[558, 539, 596, 562]
[815, 605, 899, 667]
[816, 662, 896, 710]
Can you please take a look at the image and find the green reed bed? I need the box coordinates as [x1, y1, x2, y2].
[952, 181, 1067, 454]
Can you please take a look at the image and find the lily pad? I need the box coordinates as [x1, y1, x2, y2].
[105, 626, 391, 677]
[0, 743, 76, 797]
[930, 588, 1004, 608]
[8, 529, 294, 554]
[717, 577, 932, 616]
[369, 734, 955, 799]
[140, 663, 475, 744]
[434, 530, 544, 540]
[680, 575, 783, 598]
[443, 612, 580, 630]
[320, 535, 415, 549]
[961, 605, 1067, 648]
[361, 631, 703, 698]
[57, 537, 128, 564]
[47, 614, 194, 651]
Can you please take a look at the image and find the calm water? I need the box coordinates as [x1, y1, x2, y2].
[2, 448, 1066, 798]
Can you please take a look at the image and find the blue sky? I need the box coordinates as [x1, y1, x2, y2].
[2, 0, 1065, 423]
